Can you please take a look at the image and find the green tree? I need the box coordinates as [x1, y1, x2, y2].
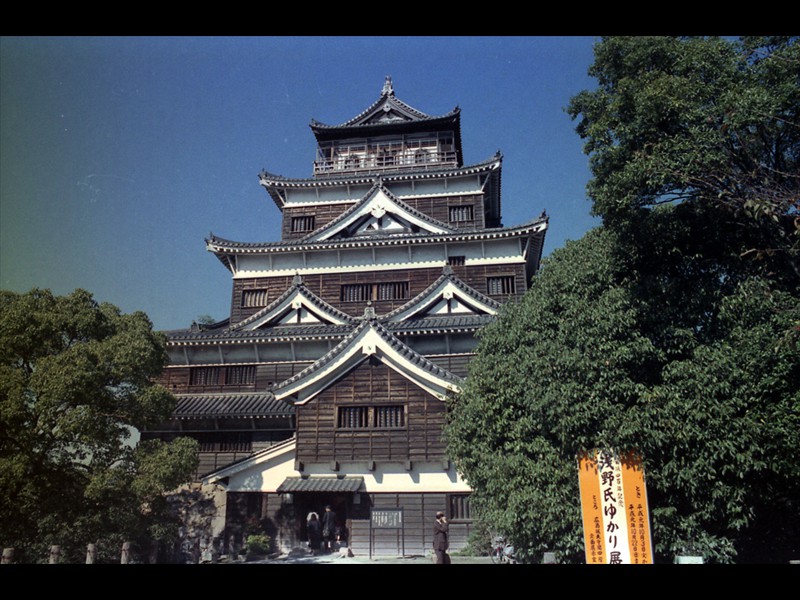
[0, 288, 198, 563]
[446, 229, 799, 563]
[446, 37, 800, 564]
[568, 36, 799, 274]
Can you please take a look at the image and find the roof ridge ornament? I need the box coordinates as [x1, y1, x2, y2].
[293, 273, 303, 286]
[363, 302, 377, 321]
[382, 76, 394, 97]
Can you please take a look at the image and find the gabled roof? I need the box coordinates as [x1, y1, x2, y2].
[309, 77, 461, 148]
[381, 266, 501, 323]
[272, 312, 462, 404]
[206, 214, 548, 260]
[300, 180, 454, 243]
[230, 275, 357, 331]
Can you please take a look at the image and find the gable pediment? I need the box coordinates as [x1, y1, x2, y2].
[302, 183, 454, 243]
[231, 278, 356, 331]
[273, 318, 462, 404]
[382, 268, 501, 323]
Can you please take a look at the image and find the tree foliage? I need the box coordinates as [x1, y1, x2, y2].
[0, 288, 198, 563]
[569, 36, 799, 276]
[446, 37, 800, 564]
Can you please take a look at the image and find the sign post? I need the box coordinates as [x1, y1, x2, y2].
[578, 449, 653, 564]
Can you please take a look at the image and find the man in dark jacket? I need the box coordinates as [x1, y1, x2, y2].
[321, 505, 337, 553]
[433, 511, 449, 564]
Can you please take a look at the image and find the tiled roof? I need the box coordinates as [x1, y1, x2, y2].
[277, 476, 364, 493]
[384, 314, 496, 333]
[165, 323, 353, 344]
[172, 393, 295, 419]
[206, 214, 548, 256]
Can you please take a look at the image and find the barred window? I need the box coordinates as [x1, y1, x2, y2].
[189, 366, 255, 386]
[338, 406, 370, 429]
[341, 282, 409, 302]
[291, 215, 315, 233]
[242, 289, 269, 308]
[375, 405, 405, 428]
[226, 365, 255, 385]
[377, 281, 408, 301]
[448, 494, 472, 521]
[487, 276, 516, 295]
[449, 205, 474, 222]
[341, 283, 372, 303]
[337, 405, 406, 429]
[447, 255, 465, 266]
[190, 367, 221, 386]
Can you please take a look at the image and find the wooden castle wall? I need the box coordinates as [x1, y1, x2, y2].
[295, 359, 447, 465]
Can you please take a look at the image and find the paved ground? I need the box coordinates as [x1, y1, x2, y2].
[240, 550, 494, 565]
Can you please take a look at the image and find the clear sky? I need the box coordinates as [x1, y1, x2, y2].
[1, 36, 601, 332]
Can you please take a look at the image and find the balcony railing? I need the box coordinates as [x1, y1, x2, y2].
[314, 150, 458, 178]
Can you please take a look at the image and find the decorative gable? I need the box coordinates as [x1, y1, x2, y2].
[382, 266, 501, 323]
[302, 182, 454, 242]
[231, 275, 356, 331]
[273, 316, 462, 404]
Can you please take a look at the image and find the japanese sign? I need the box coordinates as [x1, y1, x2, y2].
[578, 449, 653, 564]
[371, 509, 403, 529]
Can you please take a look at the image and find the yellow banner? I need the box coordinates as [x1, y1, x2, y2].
[578, 450, 653, 564]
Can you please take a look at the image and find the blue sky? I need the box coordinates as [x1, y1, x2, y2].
[1, 36, 601, 331]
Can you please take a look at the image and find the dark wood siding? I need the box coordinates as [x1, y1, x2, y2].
[281, 203, 357, 241]
[295, 360, 447, 465]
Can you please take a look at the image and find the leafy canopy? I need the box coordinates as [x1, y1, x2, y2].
[0, 288, 198, 563]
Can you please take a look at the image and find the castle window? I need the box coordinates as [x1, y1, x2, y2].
[447, 255, 466, 266]
[225, 365, 256, 385]
[242, 289, 269, 308]
[374, 405, 405, 428]
[190, 367, 221, 386]
[291, 215, 315, 233]
[338, 406, 370, 429]
[337, 405, 405, 429]
[449, 205, 474, 222]
[448, 494, 472, 521]
[487, 275, 516, 295]
[341, 282, 409, 302]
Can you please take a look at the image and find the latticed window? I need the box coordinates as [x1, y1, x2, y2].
[448, 494, 472, 521]
[449, 205, 474, 222]
[337, 405, 406, 429]
[341, 284, 372, 303]
[341, 282, 409, 302]
[487, 275, 516, 295]
[190, 367, 221, 386]
[226, 365, 255, 385]
[242, 289, 269, 308]
[374, 405, 405, 428]
[338, 406, 370, 428]
[377, 281, 408, 301]
[291, 215, 315, 233]
[447, 255, 465, 266]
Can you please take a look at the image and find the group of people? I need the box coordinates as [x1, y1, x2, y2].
[306, 505, 343, 555]
[306, 505, 451, 563]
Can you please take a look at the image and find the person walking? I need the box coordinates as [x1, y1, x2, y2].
[306, 512, 321, 555]
[321, 505, 337, 553]
[433, 511, 450, 564]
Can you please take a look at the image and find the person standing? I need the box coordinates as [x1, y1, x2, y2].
[321, 505, 337, 553]
[433, 511, 450, 564]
